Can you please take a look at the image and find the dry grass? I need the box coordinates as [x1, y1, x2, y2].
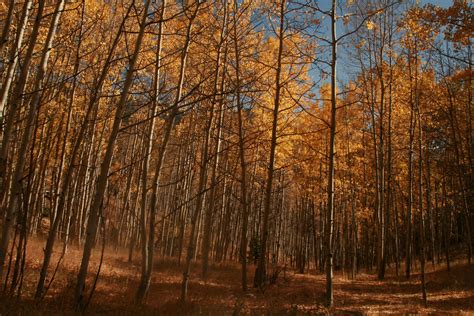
[0, 238, 472, 315]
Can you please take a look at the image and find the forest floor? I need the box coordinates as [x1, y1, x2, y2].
[0, 238, 473, 315]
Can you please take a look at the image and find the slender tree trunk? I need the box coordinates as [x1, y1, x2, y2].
[0, 0, 15, 54]
[425, 145, 436, 268]
[201, 0, 228, 279]
[233, 0, 250, 291]
[0, 0, 45, 204]
[253, 0, 285, 289]
[179, 1, 217, 299]
[75, 0, 152, 308]
[135, 0, 167, 303]
[0, 0, 33, 116]
[143, 0, 200, 304]
[0, 0, 64, 283]
[325, 0, 337, 307]
[406, 46, 417, 280]
[418, 106, 427, 306]
[35, 2, 132, 298]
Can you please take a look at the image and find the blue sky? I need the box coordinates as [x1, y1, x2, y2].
[314, 0, 453, 11]
[308, 0, 455, 88]
[420, 0, 452, 7]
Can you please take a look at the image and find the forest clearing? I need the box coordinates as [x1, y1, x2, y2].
[0, 0, 472, 314]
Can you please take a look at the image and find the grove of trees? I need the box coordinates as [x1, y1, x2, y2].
[0, 0, 472, 311]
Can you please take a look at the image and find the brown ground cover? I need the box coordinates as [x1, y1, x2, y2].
[0, 239, 472, 315]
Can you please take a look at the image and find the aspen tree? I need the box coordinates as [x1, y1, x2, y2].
[75, 0, 152, 308]
[0, 0, 65, 283]
[135, 0, 167, 303]
[0, 0, 33, 116]
[201, 0, 228, 280]
[254, 0, 286, 289]
[232, 0, 251, 291]
[0, 0, 45, 204]
[35, 2, 134, 299]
